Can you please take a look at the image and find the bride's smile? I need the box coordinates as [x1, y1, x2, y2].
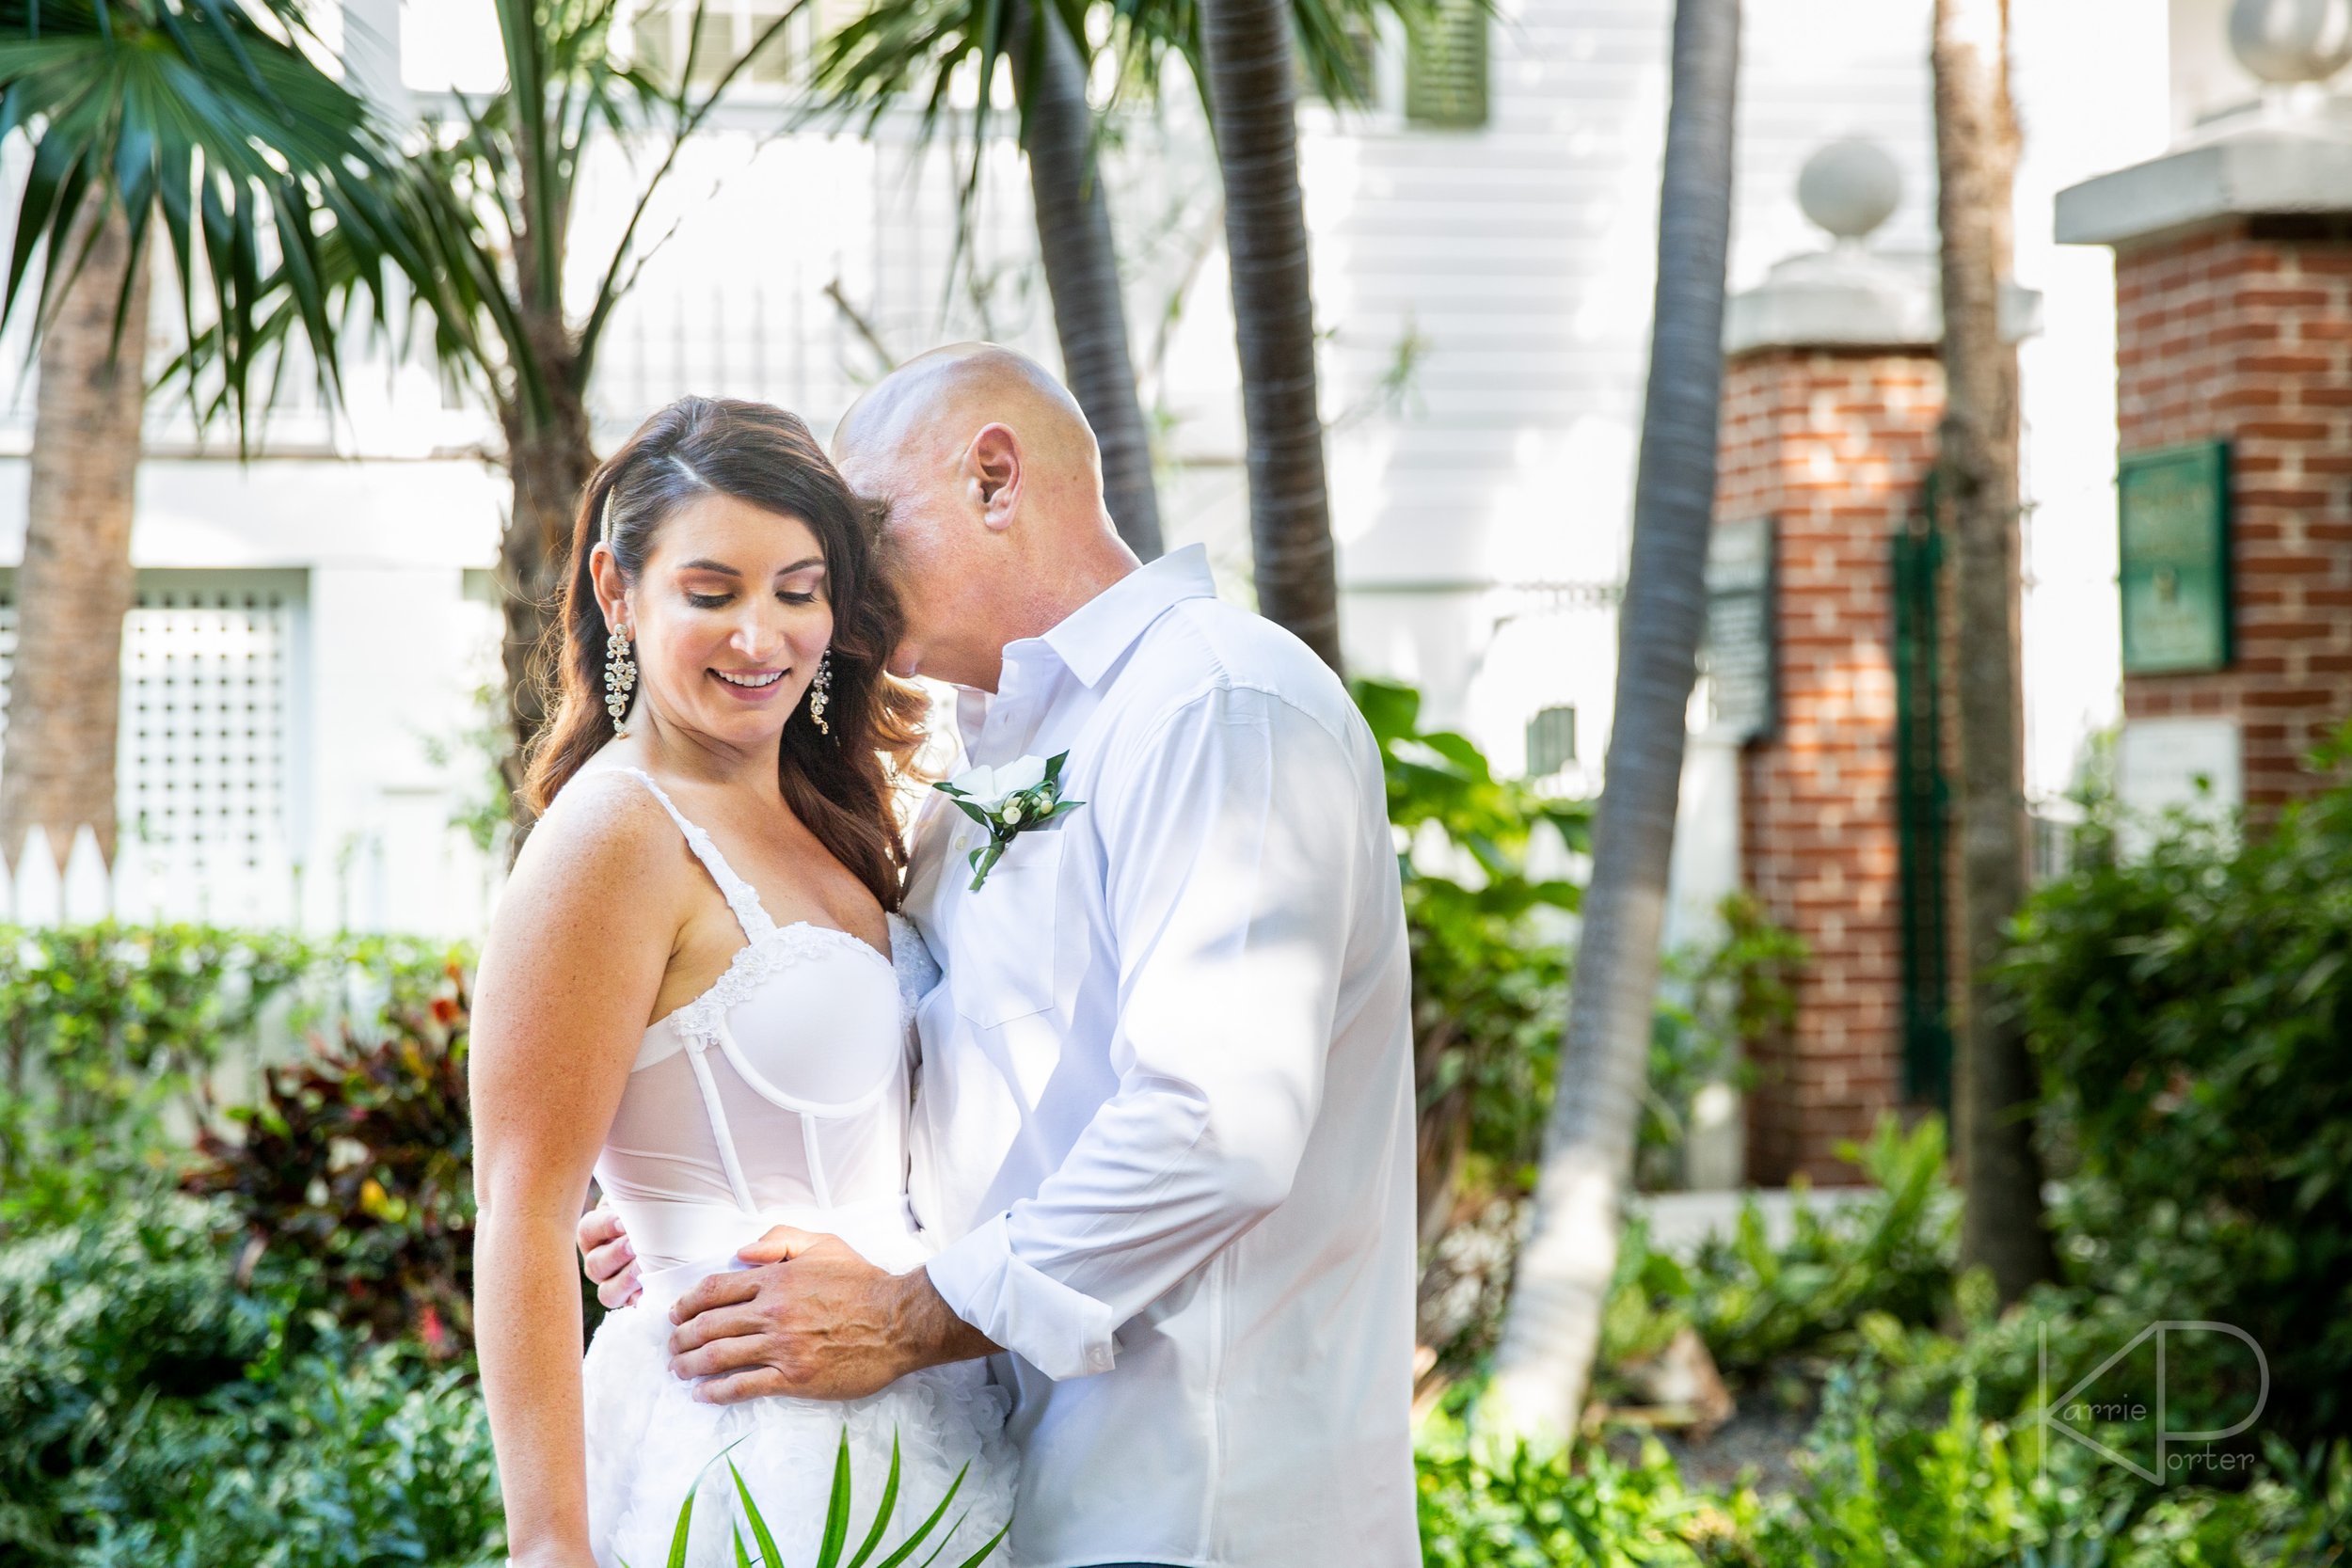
[607, 490, 834, 750]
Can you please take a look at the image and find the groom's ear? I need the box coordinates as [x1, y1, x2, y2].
[966, 422, 1022, 532]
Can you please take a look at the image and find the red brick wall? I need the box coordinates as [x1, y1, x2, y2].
[2115, 220, 2352, 807]
[1717, 348, 1945, 1186]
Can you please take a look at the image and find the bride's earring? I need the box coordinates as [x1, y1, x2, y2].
[605, 624, 637, 736]
[807, 651, 833, 736]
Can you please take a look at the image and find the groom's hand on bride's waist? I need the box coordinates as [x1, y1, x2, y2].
[663, 1227, 1001, 1403]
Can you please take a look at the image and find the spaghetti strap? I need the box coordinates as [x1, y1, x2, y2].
[608, 768, 776, 942]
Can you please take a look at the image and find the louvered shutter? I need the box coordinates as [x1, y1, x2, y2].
[1406, 0, 1489, 129]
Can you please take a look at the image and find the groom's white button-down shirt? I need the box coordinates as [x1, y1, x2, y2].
[907, 546, 1418, 1568]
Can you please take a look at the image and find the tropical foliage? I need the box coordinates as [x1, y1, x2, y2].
[0, 0, 406, 863]
[188, 961, 478, 1355]
[0, 0, 403, 424]
[2006, 729, 2352, 1442]
[1357, 676, 1588, 1232]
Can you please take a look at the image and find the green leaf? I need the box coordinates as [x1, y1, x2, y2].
[870, 1463, 967, 1568]
[947, 1521, 1010, 1567]
[729, 1459, 787, 1568]
[844, 1433, 906, 1568]
[816, 1425, 854, 1568]
[666, 1474, 697, 1568]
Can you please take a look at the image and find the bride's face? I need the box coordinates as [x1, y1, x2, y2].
[621, 492, 834, 750]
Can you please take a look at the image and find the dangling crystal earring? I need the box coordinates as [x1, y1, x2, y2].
[807, 651, 833, 736]
[604, 624, 637, 736]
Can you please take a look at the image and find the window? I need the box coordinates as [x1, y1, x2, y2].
[631, 0, 797, 91]
[1405, 0, 1489, 130]
[121, 583, 294, 871]
[1526, 705, 1577, 778]
[0, 575, 296, 874]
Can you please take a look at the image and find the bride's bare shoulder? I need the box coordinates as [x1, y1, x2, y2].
[504, 767, 685, 907]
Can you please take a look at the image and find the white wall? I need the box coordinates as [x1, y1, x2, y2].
[0, 0, 2184, 935]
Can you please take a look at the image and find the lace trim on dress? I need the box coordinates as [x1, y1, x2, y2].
[886, 911, 939, 1029]
[666, 920, 898, 1050]
[612, 768, 777, 942]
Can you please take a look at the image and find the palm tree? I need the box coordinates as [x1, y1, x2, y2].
[1006, 1, 1164, 555]
[1486, 0, 1740, 1440]
[0, 0, 405, 868]
[371, 0, 799, 787]
[1195, 0, 1343, 671]
[811, 0, 1415, 568]
[811, 0, 1164, 558]
[1931, 0, 2051, 1302]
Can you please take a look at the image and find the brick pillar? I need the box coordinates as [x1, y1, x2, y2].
[1717, 348, 1945, 1185]
[2110, 221, 2352, 807]
[2060, 121, 2352, 813]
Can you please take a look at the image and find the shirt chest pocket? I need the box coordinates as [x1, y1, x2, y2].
[950, 828, 1067, 1026]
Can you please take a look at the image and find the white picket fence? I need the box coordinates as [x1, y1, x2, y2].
[3, 823, 305, 928]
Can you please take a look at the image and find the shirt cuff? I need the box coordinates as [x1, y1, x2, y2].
[925, 1213, 1119, 1382]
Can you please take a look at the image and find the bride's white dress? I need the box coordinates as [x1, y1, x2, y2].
[579, 768, 1015, 1568]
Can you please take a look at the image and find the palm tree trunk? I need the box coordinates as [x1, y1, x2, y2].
[1932, 0, 2052, 1304]
[1198, 0, 1343, 672]
[1486, 0, 1740, 1441]
[1, 201, 152, 871]
[496, 318, 596, 807]
[1006, 0, 1164, 561]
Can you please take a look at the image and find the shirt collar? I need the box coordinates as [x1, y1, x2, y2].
[1012, 544, 1218, 689]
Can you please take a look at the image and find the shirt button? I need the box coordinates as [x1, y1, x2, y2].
[1087, 1346, 1114, 1373]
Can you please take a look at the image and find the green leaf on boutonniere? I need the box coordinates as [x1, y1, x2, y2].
[935, 751, 1087, 890]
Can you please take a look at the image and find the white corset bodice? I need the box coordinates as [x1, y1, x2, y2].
[587, 768, 940, 1289]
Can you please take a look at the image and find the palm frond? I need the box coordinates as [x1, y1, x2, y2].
[0, 0, 411, 447]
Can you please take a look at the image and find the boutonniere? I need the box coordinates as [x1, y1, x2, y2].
[933, 752, 1086, 891]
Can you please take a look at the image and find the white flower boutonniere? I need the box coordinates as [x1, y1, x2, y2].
[933, 751, 1087, 891]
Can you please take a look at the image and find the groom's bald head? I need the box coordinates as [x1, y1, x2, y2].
[833, 343, 1136, 691]
[835, 343, 1096, 474]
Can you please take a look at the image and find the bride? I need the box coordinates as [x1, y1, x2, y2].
[469, 396, 1016, 1568]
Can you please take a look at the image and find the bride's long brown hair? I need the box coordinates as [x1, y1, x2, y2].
[520, 397, 929, 911]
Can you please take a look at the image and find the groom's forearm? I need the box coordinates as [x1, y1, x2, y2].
[895, 1268, 1002, 1370]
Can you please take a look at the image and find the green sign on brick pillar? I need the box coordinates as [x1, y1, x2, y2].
[2119, 440, 2233, 675]
[1891, 485, 1952, 1114]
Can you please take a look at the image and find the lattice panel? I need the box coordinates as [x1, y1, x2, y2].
[0, 581, 294, 871]
[122, 587, 293, 870]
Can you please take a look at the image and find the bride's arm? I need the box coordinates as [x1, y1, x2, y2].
[470, 784, 677, 1568]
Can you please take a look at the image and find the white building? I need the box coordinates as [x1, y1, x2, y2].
[0, 0, 2185, 936]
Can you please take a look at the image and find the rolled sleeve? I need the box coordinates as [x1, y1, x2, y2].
[926, 1213, 1120, 1381]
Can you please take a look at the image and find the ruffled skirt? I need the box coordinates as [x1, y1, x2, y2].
[581, 1259, 1015, 1567]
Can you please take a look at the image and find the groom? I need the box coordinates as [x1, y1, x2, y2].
[579, 344, 1418, 1568]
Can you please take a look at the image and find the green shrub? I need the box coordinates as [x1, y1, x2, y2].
[1753, 1371, 2121, 1568]
[1421, 1374, 2352, 1568]
[0, 1194, 278, 1559]
[0, 1191, 502, 1567]
[0, 925, 311, 1228]
[0, 925, 472, 1237]
[2006, 739, 2352, 1441]
[1641, 893, 1804, 1192]
[1417, 1411, 1759, 1567]
[1603, 1115, 1960, 1385]
[186, 963, 478, 1355]
[62, 1345, 503, 1568]
[1356, 677, 1589, 1197]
